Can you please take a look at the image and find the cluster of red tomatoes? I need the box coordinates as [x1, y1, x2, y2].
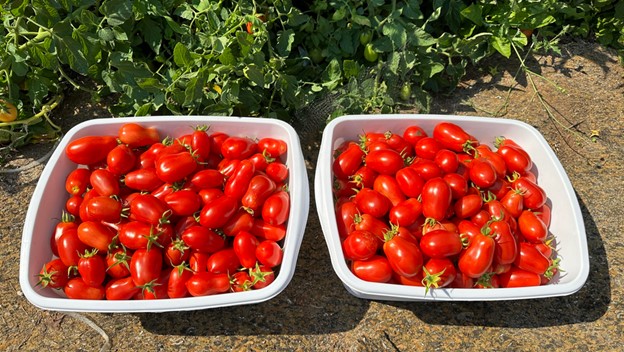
[332, 122, 558, 290]
[38, 123, 291, 300]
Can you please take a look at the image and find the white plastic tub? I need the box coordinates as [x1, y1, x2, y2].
[20, 116, 309, 312]
[315, 114, 589, 301]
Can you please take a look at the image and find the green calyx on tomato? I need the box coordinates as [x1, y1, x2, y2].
[363, 43, 378, 62]
[421, 266, 447, 295]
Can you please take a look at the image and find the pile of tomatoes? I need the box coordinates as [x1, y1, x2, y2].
[332, 122, 558, 290]
[38, 123, 291, 300]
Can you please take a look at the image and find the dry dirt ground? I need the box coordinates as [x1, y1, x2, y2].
[1, 38, 622, 351]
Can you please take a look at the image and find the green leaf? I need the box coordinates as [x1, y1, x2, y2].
[276, 29, 295, 57]
[100, 0, 133, 26]
[490, 36, 511, 58]
[383, 22, 407, 49]
[461, 4, 483, 25]
[219, 48, 236, 65]
[138, 18, 162, 53]
[343, 60, 359, 79]
[372, 36, 393, 52]
[408, 26, 437, 47]
[184, 69, 208, 107]
[332, 7, 347, 21]
[244, 64, 265, 87]
[352, 15, 371, 27]
[173, 42, 193, 67]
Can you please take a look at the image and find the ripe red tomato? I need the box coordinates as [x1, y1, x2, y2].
[250, 219, 286, 241]
[266, 162, 289, 184]
[500, 189, 524, 218]
[220, 136, 258, 160]
[518, 210, 548, 243]
[256, 240, 283, 268]
[515, 242, 551, 275]
[167, 264, 194, 298]
[221, 210, 254, 236]
[190, 169, 225, 190]
[118, 221, 154, 250]
[107, 144, 137, 175]
[498, 267, 541, 287]
[106, 248, 132, 279]
[421, 177, 452, 221]
[231, 271, 253, 292]
[66, 136, 118, 165]
[394, 167, 425, 198]
[125, 168, 164, 192]
[434, 149, 459, 174]
[419, 229, 463, 259]
[155, 151, 197, 183]
[257, 137, 288, 158]
[78, 249, 107, 287]
[354, 188, 391, 218]
[106, 276, 141, 300]
[190, 127, 211, 161]
[90, 169, 120, 196]
[469, 158, 497, 188]
[388, 198, 422, 227]
[351, 255, 393, 283]
[64, 277, 105, 300]
[410, 159, 443, 181]
[333, 143, 365, 180]
[497, 145, 532, 175]
[442, 172, 468, 199]
[414, 137, 441, 160]
[181, 225, 225, 253]
[513, 177, 547, 210]
[373, 174, 406, 207]
[118, 123, 160, 148]
[77, 221, 116, 252]
[129, 194, 171, 225]
[458, 232, 495, 278]
[262, 190, 290, 226]
[354, 213, 389, 242]
[422, 258, 457, 292]
[65, 168, 91, 195]
[186, 272, 231, 296]
[65, 195, 83, 217]
[453, 194, 483, 219]
[365, 149, 405, 175]
[241, 175, 276, 214]
[335, 200, 359, 239]
[189, 250, 210, 272]
[199, 194, 238, 229]
[130, 247, 163, 286]
[207, 248, 240, 274]
[403, 125, 428, 145]
[233, 231, 259, 268]
[489, 220, 517, 265]
[164, 189, 202, 217]
[224, 159, 255, 200]
[250, 264, 275, 289]
[84, 196, 122, 223]
[475, 145, 506, 179]
[432, 122, 477, 153]
[383, 234, 423, 278]
[342, 230, 379, 261]
[38, 259, 69, 289]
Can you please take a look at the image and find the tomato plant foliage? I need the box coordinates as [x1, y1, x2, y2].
[0, 0, 623, 150]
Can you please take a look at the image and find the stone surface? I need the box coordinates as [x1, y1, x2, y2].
[1, 38, 622, 351]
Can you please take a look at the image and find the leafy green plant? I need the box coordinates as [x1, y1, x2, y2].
[0, 0, 622, 154]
